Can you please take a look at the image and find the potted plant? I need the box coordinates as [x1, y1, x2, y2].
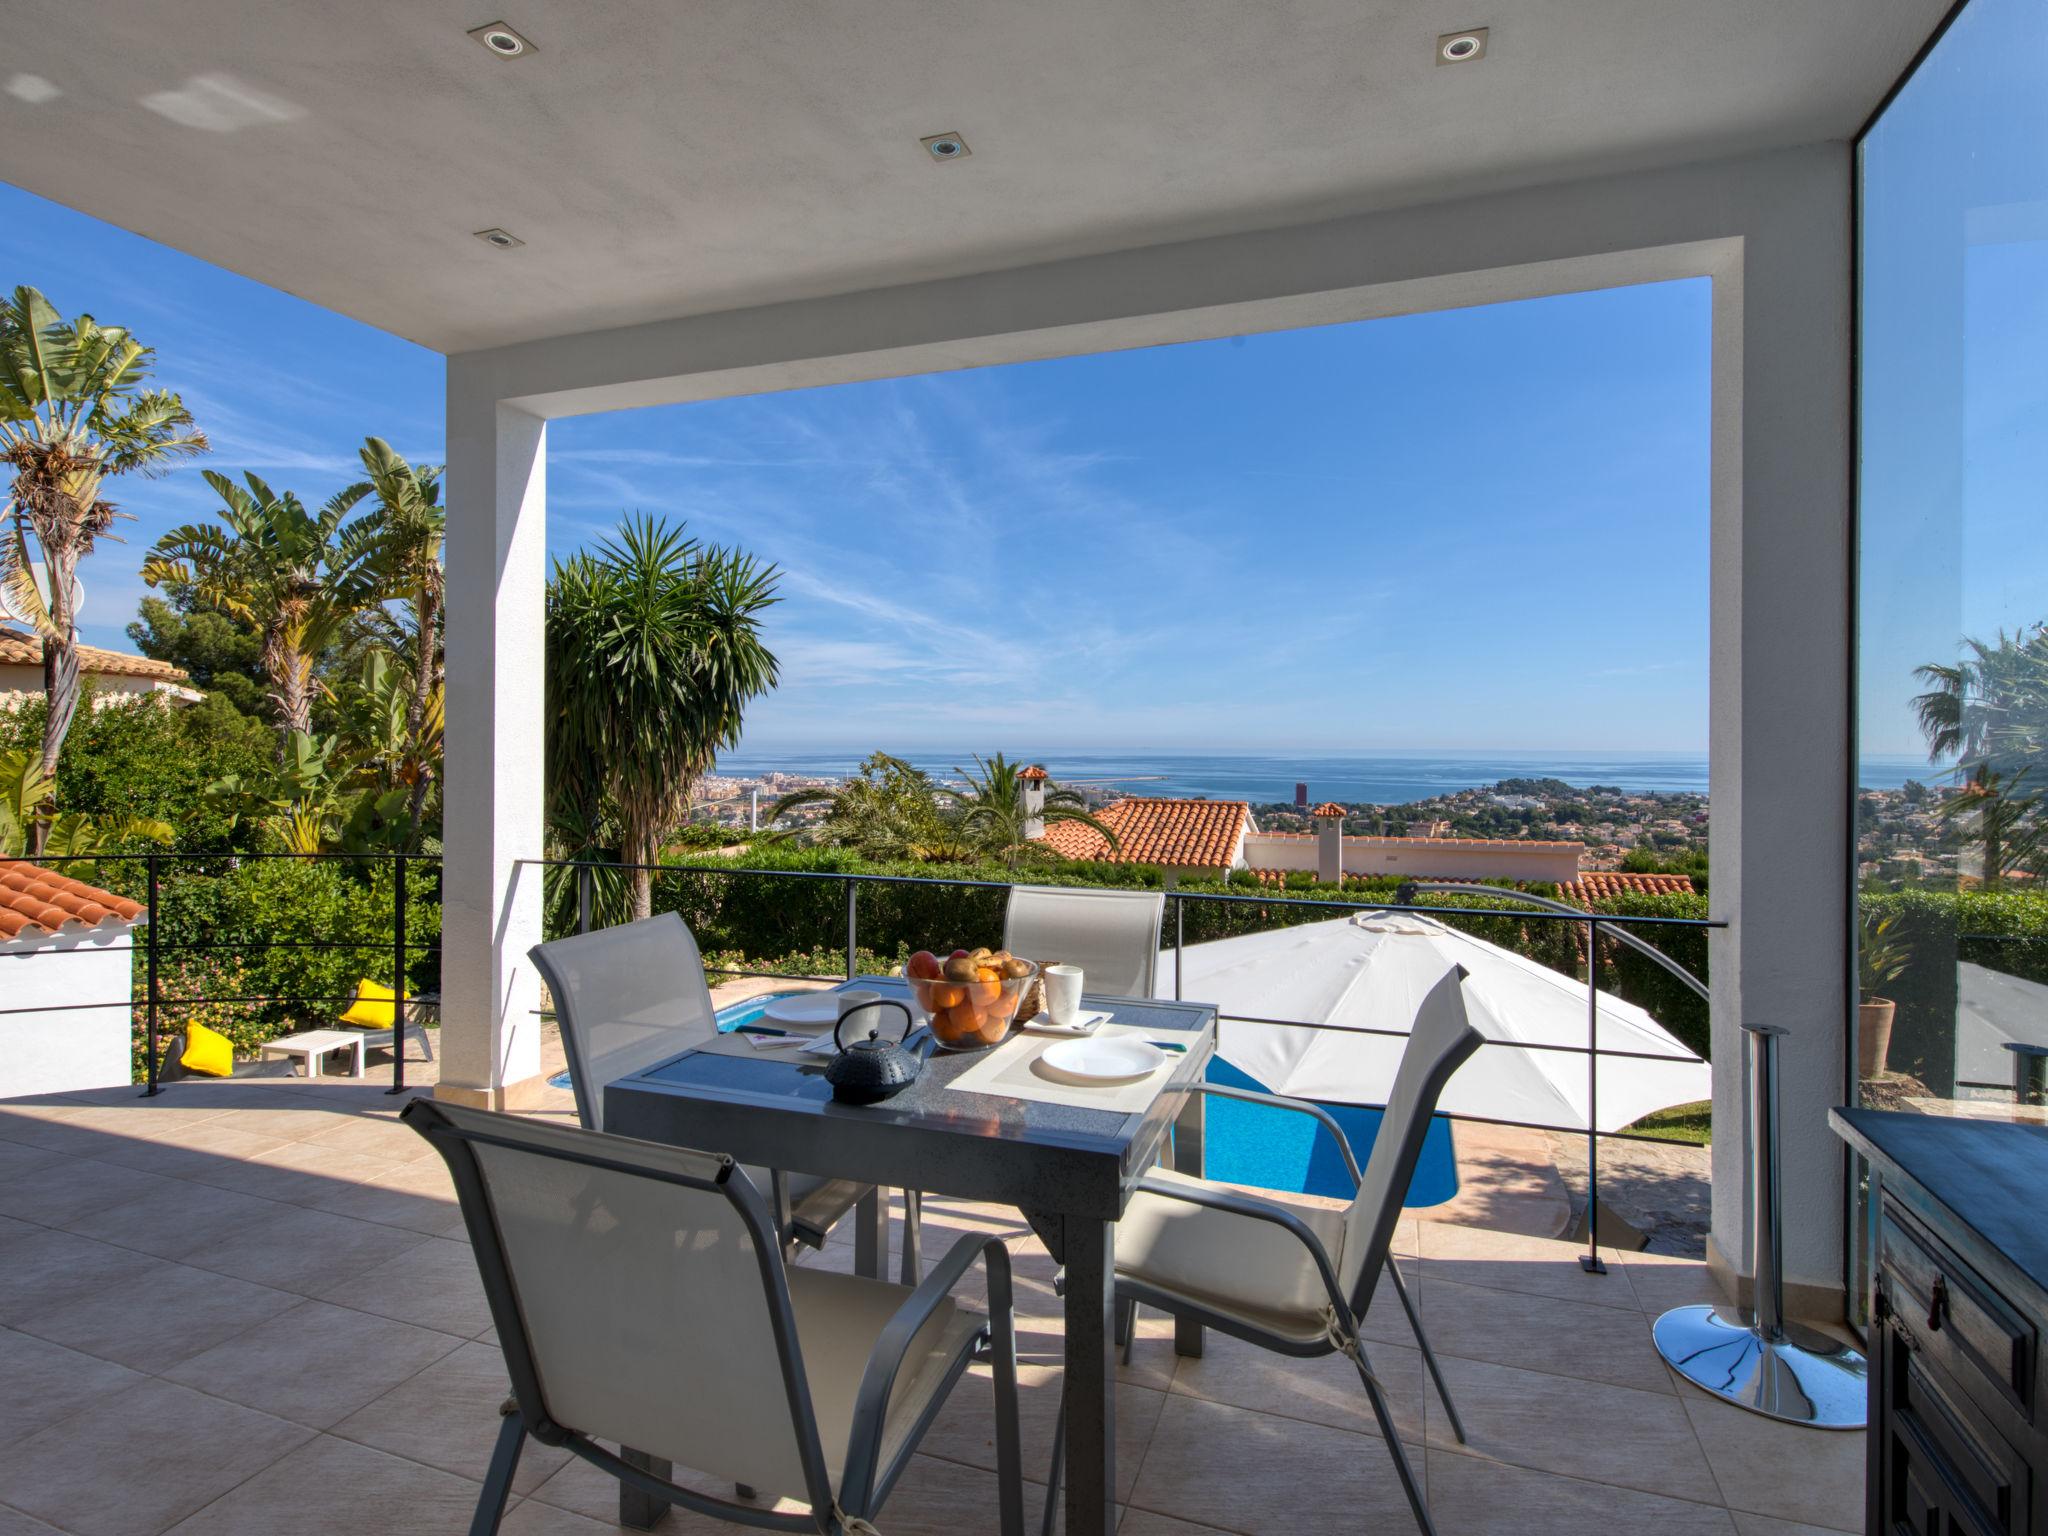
[1858, 910, 1911, 1079]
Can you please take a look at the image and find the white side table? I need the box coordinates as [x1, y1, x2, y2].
[260, 1029, 368, 1079]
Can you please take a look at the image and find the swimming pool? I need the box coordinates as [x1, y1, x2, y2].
[553, 990, 1460, 1208]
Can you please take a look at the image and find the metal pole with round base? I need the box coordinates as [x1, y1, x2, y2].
[1652, 1023, 1868, 1428]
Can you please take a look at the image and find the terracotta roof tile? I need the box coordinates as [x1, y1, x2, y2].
[1556, 871, 1697, 904]
[1038, 798, 1249, 870]
[1018, 764, 1049, 782]
[1309, 802, 1347, 818]
[0, 627, 189, 683]
[0, 861, 147, 940]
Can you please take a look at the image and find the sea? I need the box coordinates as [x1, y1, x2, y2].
[710, 749, 1937, 806]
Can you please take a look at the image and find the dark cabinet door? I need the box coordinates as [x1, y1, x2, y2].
[1877, 1292, 2031, 1536]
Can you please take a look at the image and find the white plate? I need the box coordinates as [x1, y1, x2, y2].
[761, 994, 843, 1028]
[1039, 1037, 1168, 1083]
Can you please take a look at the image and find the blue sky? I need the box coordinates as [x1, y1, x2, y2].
[1, 178, 1715, 755]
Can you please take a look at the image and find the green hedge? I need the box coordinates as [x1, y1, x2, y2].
[1859, 888, 2048, 1095]
[646, 850, 1715, 1057]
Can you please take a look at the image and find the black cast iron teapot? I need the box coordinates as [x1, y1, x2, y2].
[824, 998, 932, 1104]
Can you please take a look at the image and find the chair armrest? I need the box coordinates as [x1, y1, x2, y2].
[1179, 1082, 1364, 1190]
[1132, 1173, 1354, 1334]
[841, 1231, 1012, 1508]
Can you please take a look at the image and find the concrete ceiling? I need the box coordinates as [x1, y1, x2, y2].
[1, 0, 1945, 354]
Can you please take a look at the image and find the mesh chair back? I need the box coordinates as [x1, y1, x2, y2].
[1003, 885, 1165, 998]
[1338, 966, 1482, 1314]
[530, 914, 716, 1132]
[406, 1100, 828, 1503]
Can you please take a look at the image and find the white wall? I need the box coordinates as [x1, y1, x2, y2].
[0, 927, 134, 1097]
[442, 142, 1853, 1303]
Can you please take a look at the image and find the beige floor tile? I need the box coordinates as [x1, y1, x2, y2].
[314, 1235, 494, 1337]
[1416, 1224, 1639, 1311]
[14, 1259, 300, 1374]
[164, 1299, 463, 1429]
[525, 1451, 805, 1530]
[87, 1122, 296, 1179]
[1730, 1515, 1860, 1536]
[183, 1203, 433, 1294]
[0, 1377, 313, 1536]
[0, 1109, 120, 1156]
[0, 1507, 67, 1536]
[302, 1157, 466, 1236]
[1678, 1383, 1865, 1527]
[1424, 1355, 1722, 1504]
[1425, 1449, 1739, 1536]
[1420, 1275, 1675, 1393]
[163, 1433, 484, 1535]
[1622, 1252, 1730, 1314]
[0, 1138, 69, 1182]
[1128, 1393, 1416, 1535]
[871, 1451, 1050, 1535]
[0, 1327, 146, 1440]
[332, 1341, 571, 1496]
[0, 1155, 178, 1227]
[1119, 1515, 1236, 1535]
[920, 1357, 1166, 1503]
[496, 1501, 617, 1534]
[299, 1113, 442, 1163]
[64, 1178, 290, 1261]
[162, 1103, 358, 1146]
[0, 1210, 39, 1243]
[0, 1228, 171, 1325]
[1168, 1329, 1427, 1440]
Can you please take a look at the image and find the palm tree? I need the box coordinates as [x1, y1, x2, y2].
[767, 752, 955, 860]
[341, 438, 444, 843]
[0, 286, 206, 843]
[937, 753, 1120, 868]
[1913, 625, 2048, 888]
[141, 470, 380, 742]
[547, 515, 780, 920]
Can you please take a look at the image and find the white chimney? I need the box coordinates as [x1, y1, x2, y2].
[1021, 764, 1049, 840]
[1311, 802, 1345, 884]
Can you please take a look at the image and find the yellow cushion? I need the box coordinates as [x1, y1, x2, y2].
[339, 978, 397, 1029]
[179, 1020, 235, 1078]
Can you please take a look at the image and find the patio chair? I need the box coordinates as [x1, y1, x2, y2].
[1043, 964, 1482, 1536]
[402, 1099, 1024, 1536]
[1002, 885, 1165, 998]
[529, 915, 914, 1272]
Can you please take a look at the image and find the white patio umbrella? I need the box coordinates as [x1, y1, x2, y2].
[1155, 911, 1708, 1133]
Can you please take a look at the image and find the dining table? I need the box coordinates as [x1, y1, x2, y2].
[604, 974, 1220, 1536]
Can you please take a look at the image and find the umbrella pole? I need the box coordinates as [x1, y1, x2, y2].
[1581, 917, 1606, 1274]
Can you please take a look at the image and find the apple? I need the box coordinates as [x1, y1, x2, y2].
[906, 950, 942, 981]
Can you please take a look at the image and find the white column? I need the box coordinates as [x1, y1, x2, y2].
[1706, 147, 1854, 1313]
[439, 375, 548, 1108]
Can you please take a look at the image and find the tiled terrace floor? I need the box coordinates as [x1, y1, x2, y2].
[0, 1069, 1863, 1536]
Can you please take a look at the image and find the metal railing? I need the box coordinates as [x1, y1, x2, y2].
[0, 850, 440, 1099]
[534, 855, 1723, 1270]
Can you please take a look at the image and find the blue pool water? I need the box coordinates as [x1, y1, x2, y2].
[553, 992, 1460, 1207]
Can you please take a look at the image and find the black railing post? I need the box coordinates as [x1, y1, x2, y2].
[844, 877, 858, 981]
[143, 850, 160, 1098]
[576, 864, 592, 935]
[1581, 915, 1605, 1274]
[388, 854, 408, 1096]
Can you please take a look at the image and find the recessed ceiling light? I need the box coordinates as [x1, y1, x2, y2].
[920, 132, 970, 163]
[473, 227, 524, 249]
[1437, 28, 1488, 64]
[468, 22, 535, 58]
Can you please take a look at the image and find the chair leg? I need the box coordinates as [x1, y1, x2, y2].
[469, 1404, 525, 1536]
[1041, 1387, 1065, 1536]
[1386, 1259, 1465, 1443]
[1351, 1344, 1436, 1536]
[900, 1189, 923, 1285]
[1115, 1298, 1136, 1365]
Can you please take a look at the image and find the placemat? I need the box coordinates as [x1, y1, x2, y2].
[943, 1022, 1183, 1114]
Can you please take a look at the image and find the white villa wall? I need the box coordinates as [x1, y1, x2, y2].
[0, 666, 197, 707]
[0, 927, 134, 1096]
[1244, 832, 1583, 884]
[446, 140, 1854, 1307]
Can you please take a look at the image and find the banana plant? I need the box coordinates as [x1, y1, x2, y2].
[0, 750, 171, 876]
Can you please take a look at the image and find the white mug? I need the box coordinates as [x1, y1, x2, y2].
[834, 989, 887, 1033]
[1042, 965, 1084, 1027]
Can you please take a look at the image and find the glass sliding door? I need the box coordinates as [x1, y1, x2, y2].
[1853, 0, 2048, 1312]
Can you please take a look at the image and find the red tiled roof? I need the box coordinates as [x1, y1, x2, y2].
[1038, 798, 1250, 870]
[0, 861, 147, 940]
[1018, 764, 1049, 782]
[0, 627, 189, 683]
[1310, 802, 1347, 818]
[1556, 871, 1697, 904]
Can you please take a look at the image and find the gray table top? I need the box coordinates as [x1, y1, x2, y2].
[605, 977, 1217, 1218]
